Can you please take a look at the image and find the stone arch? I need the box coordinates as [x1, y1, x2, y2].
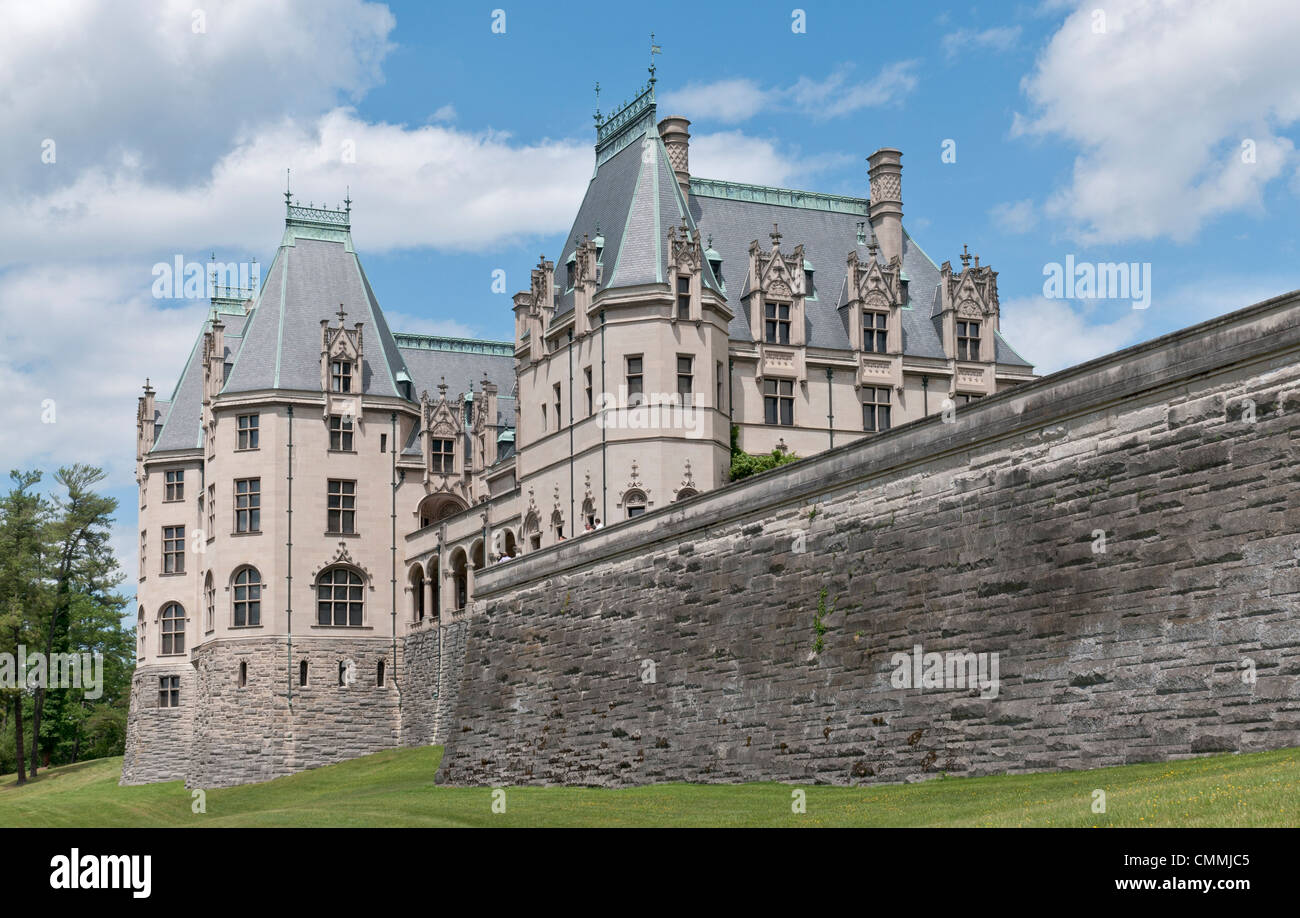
[449, 547, 469, 611]
[621, 488, 648, 518]
[408, 563, 426, 622]
[418, 493, 468, 529]
[523, 509, 541, 552]
[231, 565, 263, 628]
[315, 565, 364, 627]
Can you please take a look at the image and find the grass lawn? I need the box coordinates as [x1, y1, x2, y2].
[1, 746, 1297, 827]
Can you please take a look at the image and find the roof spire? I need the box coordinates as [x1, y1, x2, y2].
[337, 303, 347, 325]
[593, 81, 601, 125]
[770, 223, 782, 247]
[960, 244, 971, 269]
[284, 168, 292, 209]
[649, 33, 661, 84]
[344, 186, 352, 217]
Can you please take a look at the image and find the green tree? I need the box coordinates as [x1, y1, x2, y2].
[728, 424, 800, 482]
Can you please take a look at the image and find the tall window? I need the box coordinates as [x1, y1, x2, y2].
[317, 569, 363, 626]
[233, 567, 261, 627]
[553, 383, 562, 429]
[206, 484, 215, 539]
[676, 275, 691, 319]
[331, 360, 353, 393]
[327, 480, 356, 534]
[584, 366, 593, 416]
[624, 489, 647, 518]
[299, 660, 308, 687]
[328, 414, 354, 451]
[863, 387, 892, 432]
[677, 355, 694, 406]
[234, 478, 260, 533]
[236, 413, 259, 449]
[164, 469, 184, 501]
[764, 379, 794, 426]
[139, 531, 146, 580]
[160, 603, 185, 655]
[158, 675, 180, 708]
[957, 320, 981, 361]
[864, 311, 888, 353]
[204, 573, 215, 632]
[431, 438, 454, 475]
[717, 361, 724, 410]
[626, 356, 644, 406]
[764, 302, 791, 345]
[162, 525, 184, 573]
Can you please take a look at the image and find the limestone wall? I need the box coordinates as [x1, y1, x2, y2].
[436, 291, 1300, 786]
[120, 663, 195, 785]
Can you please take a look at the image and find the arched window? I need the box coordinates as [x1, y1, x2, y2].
[317, 568, 363, 627]
[523, 511, 541, 551]
[675, 488, 698, 502]
[159, 603, 185, 655]
[409, 565, 426, 621]
[137, 606, 146, 655]
[418, 494, 467, 529]
[233, 567, 262, 627]
[238, 661, 248, 687]
[429, 558, 441, 619]
[204, 573, 215, 632]
[450, 549, 469, 611]
[299, 659, 308, 687]
[581, 498, 596, 531]
[623, 489, 648, 519]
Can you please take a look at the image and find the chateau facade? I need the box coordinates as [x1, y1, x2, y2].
[124, 80, 1035, 786]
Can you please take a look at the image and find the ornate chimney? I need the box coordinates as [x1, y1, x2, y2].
[867, 148, 903, 264]
[658, 115, 691, 201]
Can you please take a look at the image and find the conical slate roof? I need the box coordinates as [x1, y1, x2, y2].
[223, 205, 412, 397]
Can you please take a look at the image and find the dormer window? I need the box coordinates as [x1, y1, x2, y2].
[565, 253, 576, 291]
[331, 360, 353, 393]
[764, 302, 791, 345]
[804, 260, 816, 300]
[957, 320, 981, 361]
[864, 311, 888, 353]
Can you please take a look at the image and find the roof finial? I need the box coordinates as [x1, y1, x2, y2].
[649, 33, 661, 84]
[593, 81, 601, 126]
[770, 223, 782, 247]
[284, 168, 292, 209]
[337, 303, 347, 325]
[960, 244, 971, 269]
[344, 186, 352, 216]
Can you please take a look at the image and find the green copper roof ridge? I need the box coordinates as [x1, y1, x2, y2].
[393, 332, 514, 355]
[690, 176, 869, 215]
[607, 133, 649, 288]
[652, 136, 662, 284]
[352, 253, 400, 397]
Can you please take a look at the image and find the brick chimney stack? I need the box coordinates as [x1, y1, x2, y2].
[867, 148, 903, 264]
[658, 115, 691, 202]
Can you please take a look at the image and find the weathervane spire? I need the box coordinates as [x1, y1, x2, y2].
[284, 168, 292, 208]
[649, 33, 661, 84]
[593, 81, 601, 125]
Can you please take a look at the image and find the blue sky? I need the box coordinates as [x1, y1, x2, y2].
[2, 0, 1299, 595]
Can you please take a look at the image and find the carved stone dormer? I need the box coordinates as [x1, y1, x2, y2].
[746, 224, 808, 384]
[845, 242, 905, 393]
[321, 304, 363, 420]
[136, 379, 157, 466]
[513, 256, 554, 363]
[572, 236, 598, 336]
[471, 374, 499, 474]
[667, 218, 703, 323]
[938, 246, 1000, 395]
[421, 379, 465, 487]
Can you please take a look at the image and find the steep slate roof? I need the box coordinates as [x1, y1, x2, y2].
[551, 87, 1032, 369]
[150, 205, 518, 454]
[223, 211, 412, 397]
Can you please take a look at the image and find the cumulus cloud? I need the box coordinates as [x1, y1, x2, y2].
[990, 199, 1038, 233]
[942, 26, 1022, 60]
[1, 0, 396, 191]
[999, 296, 1145, 374]
[660, 61, 918, 125]
[689, 131, 852, 187]
[1013, 0, 1300, 244]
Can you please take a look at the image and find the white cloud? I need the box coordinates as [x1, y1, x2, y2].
[660, 62, 918, 125]
[1013, 0, 1300, 244]
[942, 26, 1022, 60]
[0, 0, 396, 191]
[0, 109, 592, 266]
[431, 104, 458, 122]
[999, 296, 1144, 373]
[990, 199, 1038, 233]
[689, 131, 852, 187]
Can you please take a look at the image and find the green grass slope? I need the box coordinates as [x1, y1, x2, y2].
[1, 746, 1297, 827]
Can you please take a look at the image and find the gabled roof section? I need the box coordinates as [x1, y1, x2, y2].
[151, 311, 250, 453]
[222, 202, 413, 398]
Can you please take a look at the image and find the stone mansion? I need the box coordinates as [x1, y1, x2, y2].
[124, 79, 1035, 785]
